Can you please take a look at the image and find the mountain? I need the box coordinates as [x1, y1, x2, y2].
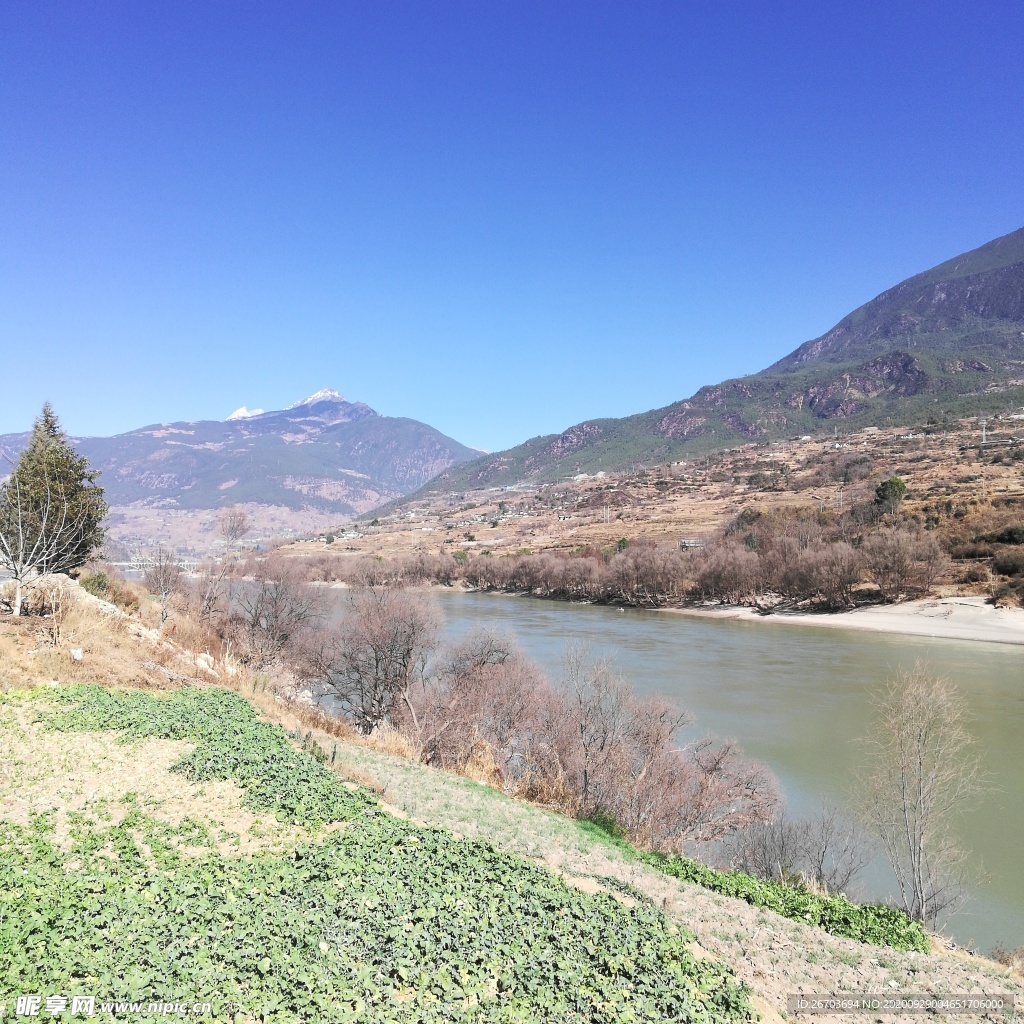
[0, 389, 478, 522]
[416, 226, 1024, 492]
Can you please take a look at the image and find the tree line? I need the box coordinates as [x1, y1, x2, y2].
[291, 501, 948, 611]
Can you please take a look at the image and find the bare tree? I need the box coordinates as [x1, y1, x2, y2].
[853, 665, 985, 927]
[862, 529, 946, 602]
[0, 464, 96, 615]
[316, 587, 441, 734]
[220, 506, 250, 552]
[143, 547, 182, 624]
[232, 556, 324, 667]
[726, 811, 807, 884]
[724, 802, 870, 895]
[800, 802, 872, 896]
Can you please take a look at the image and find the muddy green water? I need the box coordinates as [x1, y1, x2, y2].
[434, 590, 1024, 952]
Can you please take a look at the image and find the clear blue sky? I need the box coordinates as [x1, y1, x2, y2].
[3, 1, 1022, 451]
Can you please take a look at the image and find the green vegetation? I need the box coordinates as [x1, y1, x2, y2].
[0, 404, 108, 613]
[0, 686, 754, 1023]
[874, 476, 908, 517]
[38, 686, 376, 828]
[980, 525, 1024, 545]
[578, 816, 930, 954]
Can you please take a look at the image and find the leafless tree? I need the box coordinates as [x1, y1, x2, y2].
[853, 665, 985, 927]
[220, 506, 250, 552]
[724, 802, 870, 895]
[726, 811, 808, 884]
[315, 587, 441, 734]
[191, 507, 251, 623]
[800, 802, 872, 895]
[558, 643, 777, 848]
[143, 546, 182, 624]
[862, 530, 948, 602]
[232, 555, 324, 667]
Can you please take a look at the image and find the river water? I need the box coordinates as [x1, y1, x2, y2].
[432, 590, 1023, 952]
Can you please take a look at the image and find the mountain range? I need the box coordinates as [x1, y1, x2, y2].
[0, 389, 478, 523]
[413, 225, 1024, 493]
[3, 226, 1022, 537]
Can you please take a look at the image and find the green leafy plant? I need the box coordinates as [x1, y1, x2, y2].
[577, 815, 929, 953]
[0, 686, 755, 1023]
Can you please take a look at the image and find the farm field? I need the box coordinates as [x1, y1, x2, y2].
[0, 685, 752, 1024]
[0, 591, 1021, 1024]
[0, 674, 1019, 1022]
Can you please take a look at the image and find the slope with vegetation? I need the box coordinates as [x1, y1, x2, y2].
[1, 576, 1020, 1022]
[0, 391, 478, 550]
[412, 225, 1024, 492]
[322, 417, 1024, 609]
[2, 684, 751, 1023]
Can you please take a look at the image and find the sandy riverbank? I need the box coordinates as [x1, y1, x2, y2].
[664, 596, 1024, 646]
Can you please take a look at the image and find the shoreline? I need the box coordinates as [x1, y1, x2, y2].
[318, 580, 1024, 647]
[658, 596, 1024, 646]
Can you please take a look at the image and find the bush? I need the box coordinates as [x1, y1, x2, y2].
[992, 551, 1024, 577]
[983, 526, 1024, 545]
[646, 853, 930, 952]
[78, 569, 109, 598]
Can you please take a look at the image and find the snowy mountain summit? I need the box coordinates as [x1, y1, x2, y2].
[227, 406, 265, 421]
[287, 388, 345, 409]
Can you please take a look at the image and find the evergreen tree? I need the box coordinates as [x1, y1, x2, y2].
[0, 403, 108, 613]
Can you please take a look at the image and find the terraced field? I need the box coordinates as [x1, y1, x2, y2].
[0, 686, 752, 1023]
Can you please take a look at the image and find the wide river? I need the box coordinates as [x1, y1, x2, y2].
[432, 590, 1023, 952]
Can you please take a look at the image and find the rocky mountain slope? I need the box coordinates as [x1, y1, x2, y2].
[419, 226, 1024, 492]
[0, 389, 478, 524]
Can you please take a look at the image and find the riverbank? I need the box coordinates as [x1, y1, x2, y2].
[663, 596, 1024, 646]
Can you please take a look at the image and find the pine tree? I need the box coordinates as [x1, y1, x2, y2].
[0, 403, 108, 614]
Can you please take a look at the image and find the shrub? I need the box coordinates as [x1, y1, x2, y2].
[992, 551, 1024, 577]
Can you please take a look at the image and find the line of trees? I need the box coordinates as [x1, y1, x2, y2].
[308, 594, 781, 852]
[289, 512, 948, 612]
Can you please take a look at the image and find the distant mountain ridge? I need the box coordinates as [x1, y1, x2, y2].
[414, 225, 1024, 493]
[0, 390, 478, 520]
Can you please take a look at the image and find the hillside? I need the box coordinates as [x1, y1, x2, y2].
[0, 585, 1020, 1023]
[413, 227, 1024, 494]
[0, 389, 478, 549]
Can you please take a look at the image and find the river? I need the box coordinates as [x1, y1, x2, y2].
[432, 589, 1023, 952]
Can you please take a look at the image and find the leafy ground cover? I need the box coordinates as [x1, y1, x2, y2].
[576, 819, 931, 954]
[0, 686, 754, 1023]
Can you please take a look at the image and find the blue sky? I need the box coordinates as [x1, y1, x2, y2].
[2, 1, 1023, 451]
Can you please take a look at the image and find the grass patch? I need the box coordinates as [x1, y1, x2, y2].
[0, 686, 754, 1023]
[577, 814, 931, 954]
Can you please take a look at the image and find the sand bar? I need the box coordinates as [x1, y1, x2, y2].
[663, 596, 1024, 646]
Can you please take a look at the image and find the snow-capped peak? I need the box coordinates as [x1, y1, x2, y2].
[227, 405, 265, 421]
[287, 388, 345, 409]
